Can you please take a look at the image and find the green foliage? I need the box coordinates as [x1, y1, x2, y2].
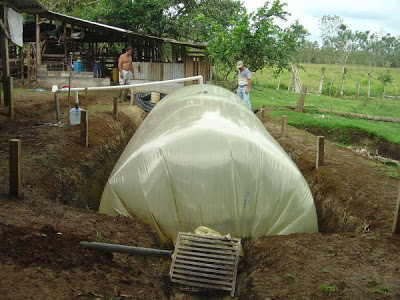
[377, 286, 390, 293]
[250, 87, 400, 145]
[319, 283, 338, 296]
[208, 1, 307, 80]
[377, 68, 392, 86]
[255, 63, 400, 97]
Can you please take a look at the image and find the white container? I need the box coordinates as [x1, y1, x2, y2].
[69, 107, 82, 125]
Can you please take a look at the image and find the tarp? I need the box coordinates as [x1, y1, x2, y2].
[7, 8, 23, 47]
[99, 84, 318, 242]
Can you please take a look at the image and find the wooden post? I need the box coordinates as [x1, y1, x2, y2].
[20, 46, 24, 81]
[295, 85, 307, 113]
[281, 115, 288, 137]
[35, 14, 42, 66]
[393, 184, 400, 234]
[27, 44, 31, 86]
[261, 104, 265, 122]
[130, 89, 135, 106]
[316, 136, 325, 169]
[8, 77, 13, 119]
[9, 139, 22, 197]
[113, 97, 118, 119]
[80, 110, 88, 147]
[63, 22, 68, 67]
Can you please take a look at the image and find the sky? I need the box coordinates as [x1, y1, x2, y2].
[242, 0, 400, 41]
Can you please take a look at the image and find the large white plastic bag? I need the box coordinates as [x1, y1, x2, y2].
[99, 84, 318, 242]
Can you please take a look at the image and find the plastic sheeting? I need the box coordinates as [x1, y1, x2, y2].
[99, 84, 318, 242]
[7, 8, 23, 47]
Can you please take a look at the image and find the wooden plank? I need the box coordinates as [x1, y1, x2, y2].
[80, 110, 88, 147]
[173, 268, 233, 281]
[170, 278, 231, 292]
[181, 232, 241, 242]
[180, 234, 240, 245]
[175, 254, 235, 266]
[393, 184, 400, 235]
[177, 249, 235, 261]
[173, 263, 234, 276]
[173, 258, 235, 271]
[171, 273, 232, 287]
[9, 139, 22, 197]
[177, 245, 236, 255]
[231, 245, 240, 296]
[179, 240, 238, 251]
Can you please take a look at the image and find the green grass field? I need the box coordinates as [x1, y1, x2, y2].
[255, 63, 400, 98]
[250, 87, 400, 145]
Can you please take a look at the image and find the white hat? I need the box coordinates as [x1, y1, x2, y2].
[236, 61, 244, 68]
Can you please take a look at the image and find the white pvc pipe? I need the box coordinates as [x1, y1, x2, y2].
[52, 75, 204, 94]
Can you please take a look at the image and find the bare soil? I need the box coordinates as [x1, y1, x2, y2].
[0, 89, 399, 299]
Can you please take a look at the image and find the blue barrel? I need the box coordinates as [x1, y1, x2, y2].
[73, 61, 84, 72]
[93, 62, 100, 78]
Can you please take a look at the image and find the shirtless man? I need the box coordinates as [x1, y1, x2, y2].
[118, 46, 135, 101]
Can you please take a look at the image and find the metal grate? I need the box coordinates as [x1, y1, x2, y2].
[169, 232, 241, 297]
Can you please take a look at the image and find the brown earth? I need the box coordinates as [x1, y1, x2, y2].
[0, 89, 399, 299]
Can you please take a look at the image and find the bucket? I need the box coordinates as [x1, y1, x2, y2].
[73, 61, 84, 72]
[113, 67, 119, 83]
[150, 92, 160, 103]
[93, 62, 101, 78]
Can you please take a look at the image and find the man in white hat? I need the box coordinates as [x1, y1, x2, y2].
[236, 60, 251, 109]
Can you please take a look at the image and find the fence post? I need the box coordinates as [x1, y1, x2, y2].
[296, 85, 307, 113]
[130, 89, 135, 106]
[393, 184, 400, 234]
[80, 110, 88, 147]
[113, 97, 118, 119]
[281, 115, 288, 137]
[9, 139, 22, 197]
[316, 136, 325, 169]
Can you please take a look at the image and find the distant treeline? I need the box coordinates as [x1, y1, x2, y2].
[296, 15, 400, 68]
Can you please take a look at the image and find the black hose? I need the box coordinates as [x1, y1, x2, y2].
[134, 92, 166, 112]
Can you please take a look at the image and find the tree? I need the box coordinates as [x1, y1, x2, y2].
[207, 1, 307, 80]
[378, 67, 392, 98]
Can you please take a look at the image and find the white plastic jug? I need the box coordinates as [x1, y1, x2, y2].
[69, 107, 82, 125]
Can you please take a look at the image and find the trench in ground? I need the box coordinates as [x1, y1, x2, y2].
[66, 116, 400, 235]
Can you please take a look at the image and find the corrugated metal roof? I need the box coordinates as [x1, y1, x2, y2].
[3, 0, 44, 12]
[40, 11, 206, 49]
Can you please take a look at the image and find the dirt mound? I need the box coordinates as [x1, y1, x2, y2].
[240, 233, 400, 299]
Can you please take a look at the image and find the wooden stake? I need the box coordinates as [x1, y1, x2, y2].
[393, 184, 400, 235]
[296, 85, 307, 113]
[9, 139, 22, 197]
[316, 136, 325, 169]
[113, 97, 118, 119]
[281, 115, 288, 137]
[261, 104, 265, 122]
[80, 110, 88, 147]
[130, 89, 135, 106]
